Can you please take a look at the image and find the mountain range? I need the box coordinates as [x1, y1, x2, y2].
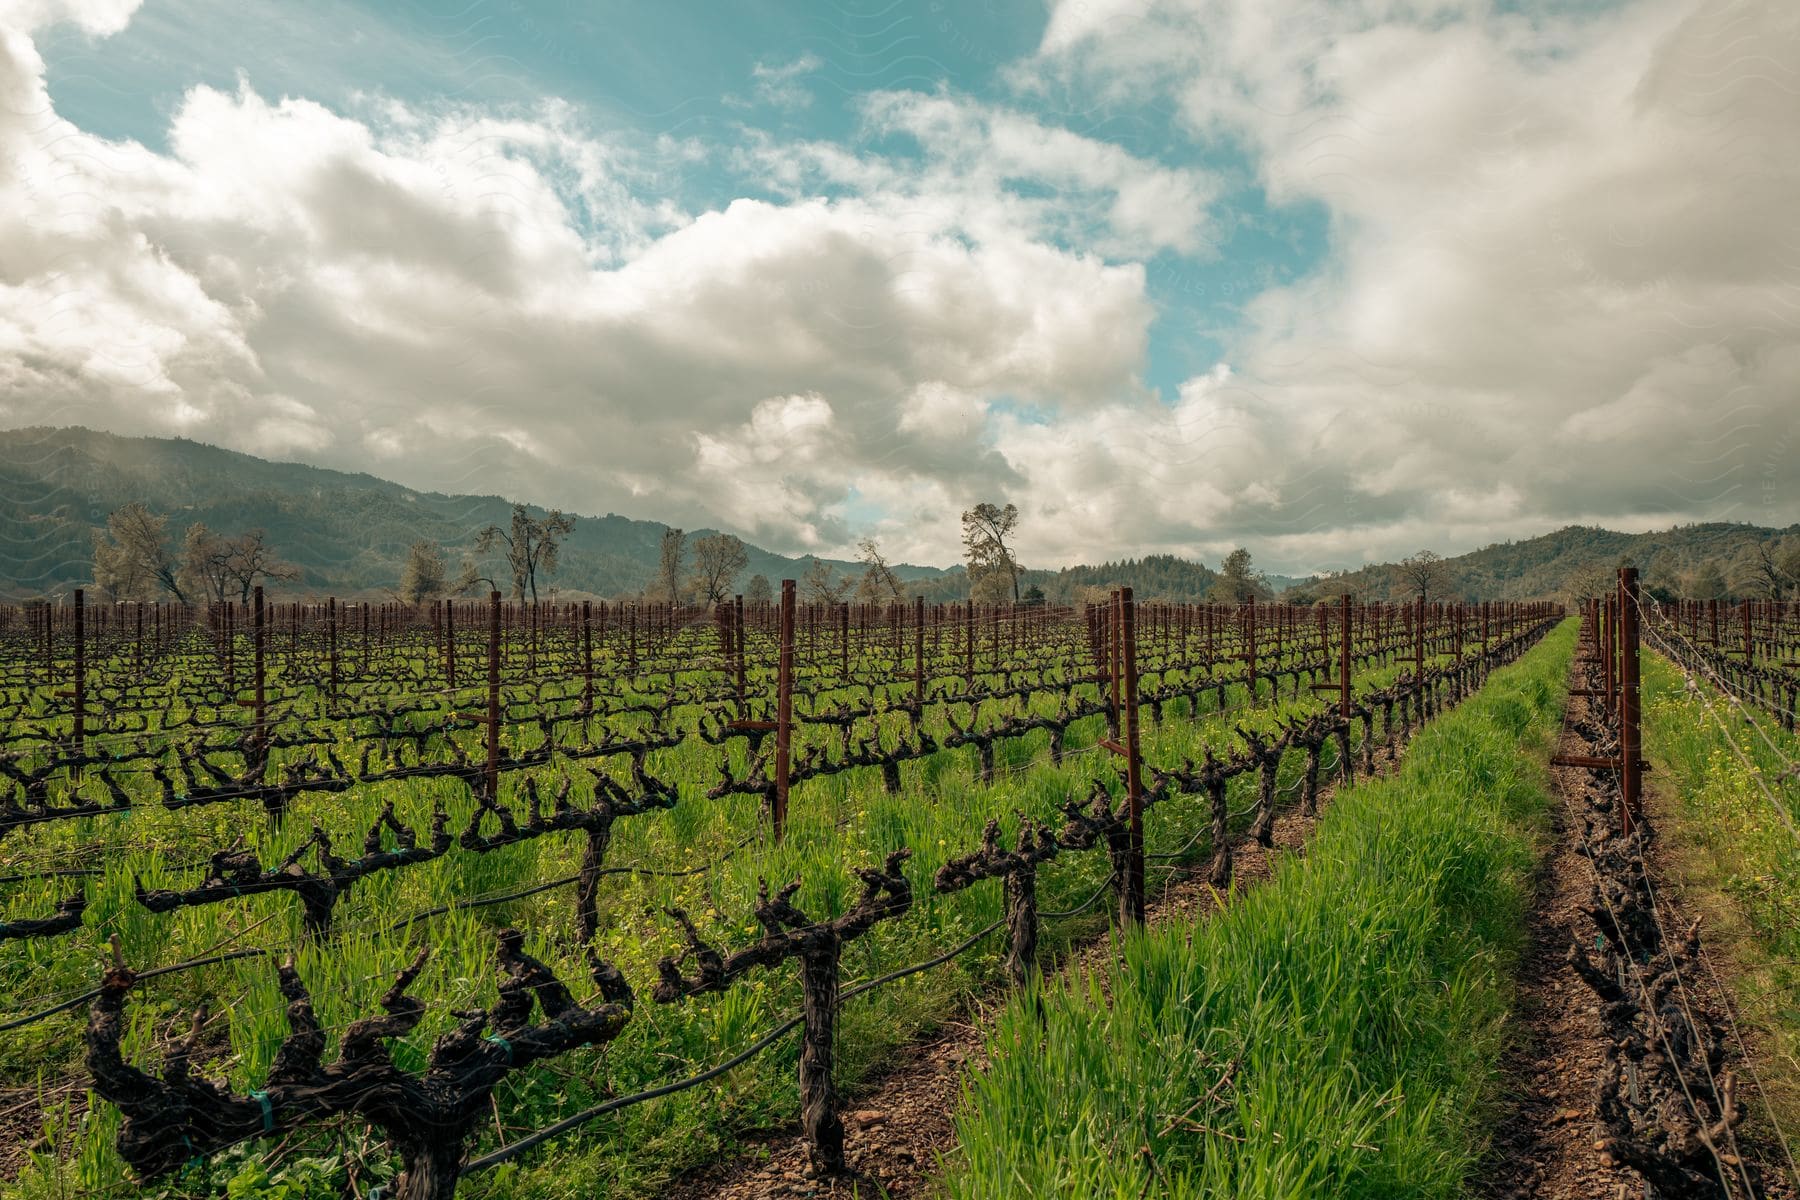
[0, 427, 1793, 604]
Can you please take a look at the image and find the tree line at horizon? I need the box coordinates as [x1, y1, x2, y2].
[67, 499, 1800, 611]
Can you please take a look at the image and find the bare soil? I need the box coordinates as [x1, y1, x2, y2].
[1479, 686, 1796, 1199]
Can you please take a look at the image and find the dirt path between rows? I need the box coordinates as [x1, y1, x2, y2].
[1480, 689, 1641, 1200]
[1479, 679, 1796, 1199]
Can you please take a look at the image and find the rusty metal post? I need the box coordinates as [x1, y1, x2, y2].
[1413, 595, 1425, 674]
[1619, 568, 1641, 836]
[1603, 595, 1616, 715]
[1245, 597, 1258, 705]
[913, 594, 925, 710]
[253, 585, 267, 742]
[486, 590, 501, 802]
[774, 580, 796, 840]
[445, 599, 457, 688]
[1340, 592, 1352, 717]
[734, 594, 747, 718]
[71, 589, 85, 774]
[582, 599, 594, 715]
[964, 598, 974, 686]
[1118, 588, 1146, 926]
[1107, 598, 1121, 737]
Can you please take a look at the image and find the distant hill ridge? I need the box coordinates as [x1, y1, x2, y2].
[0, 426, 939, 600]
[0, 427, 1792, 602]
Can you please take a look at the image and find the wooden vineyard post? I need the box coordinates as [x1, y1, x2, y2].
[1413, 595, 1425, 678]
[1451, 603, 1463, 698]
[486, 590, 501, 803]
[582, 600, 594, 716]
[71, 588, 85, 777]
[734, 595, 747, 718]
[326, 597, 339, 709]
[1106, 599, 1121, 739]
[253, 585, 267, 746]
[1339, 591, 1352, 718]
[964, 599, 974, 687]
[774, 580, 796, 840]
[1118, 588, 1146, 926]
[444, 599, 457, 688]
[1603, 595, 1616, 716]
[913, 595, 925, 711]
[1245, 597, 1258, 705]
[1619, 567, 1642, 837]
[839, 601, 849, 680]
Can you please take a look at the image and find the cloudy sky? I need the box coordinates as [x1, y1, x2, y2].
[1, 0, 1795, 573]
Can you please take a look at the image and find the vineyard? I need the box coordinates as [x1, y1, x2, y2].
[3, 584, 1792, 1198]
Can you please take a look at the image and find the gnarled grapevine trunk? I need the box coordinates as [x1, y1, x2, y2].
[1251, 754, 1279, 847]
[799, 942, 845, 1175]
[576, 822, 611, 944]
[1206, 776, 1231, 887]
[1002, 869, 1039, 989]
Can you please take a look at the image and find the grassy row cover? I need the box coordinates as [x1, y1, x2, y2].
[1640, 650, 1800, 1141]
[946, 619, 1574, 1199]
[3, 650, 1421, 1199]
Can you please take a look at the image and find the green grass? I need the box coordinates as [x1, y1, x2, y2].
[942, 620, 1572, 1199]
[2, 638, 1436, 1200]
[1640, 650, 1800, 1141]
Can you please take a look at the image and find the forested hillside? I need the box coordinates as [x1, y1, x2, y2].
[0, 427, 943, 599]
[3, 427, 1793, 604]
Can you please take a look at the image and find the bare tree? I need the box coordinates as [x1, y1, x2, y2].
[801, 556, 852, 604]
[689, 533, 749, 604]
[1564, 561, 1615, 605]
[178, 526, 297, 603]
[961, 502, 1021, 602]
[477, 505, 576, 604]
[1396, 550, 1449, 603]
[92, 503, 185, 602]
[177, 523, 228, 604]
[655, 527, 687, 605]
[854, 536, 904, 604]
[218, 531, 300, 603]
[745, 574, 773, 605]
[1736, 541, 1790, 601]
